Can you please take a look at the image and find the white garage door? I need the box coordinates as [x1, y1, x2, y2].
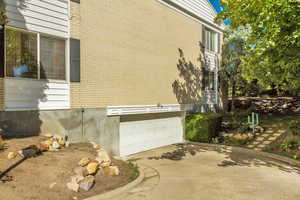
[119, 114, 184, 156]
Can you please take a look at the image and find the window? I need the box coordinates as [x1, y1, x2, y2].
[208, 71, 215, 91]
[203, 28, 218, 52]
[203, 71, 215, 91]
[40, 36, 66, 80]
[5, 28, 38, 78]
[4, 27, 66, 81]
[70, 38, 80, 82]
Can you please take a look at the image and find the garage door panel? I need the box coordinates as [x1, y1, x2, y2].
[120, 116, 183, 156]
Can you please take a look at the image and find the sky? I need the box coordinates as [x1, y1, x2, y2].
[209, 0, 222, 13]
[209, 0, 231, 25]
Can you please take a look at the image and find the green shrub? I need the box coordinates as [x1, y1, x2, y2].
[127, 161, 139, 182]
[289, 120, 300, 135]
[236, 123, 250, 134]
[186, 113, 222, 143]
[280, 136, 300, 152]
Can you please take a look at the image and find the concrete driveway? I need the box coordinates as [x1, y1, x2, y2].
[111, 144, 300, 200]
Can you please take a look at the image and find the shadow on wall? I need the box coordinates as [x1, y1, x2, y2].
[0, 0, 48, 138]
[172, 42, 220, 113]
[172, 42, 206, 105]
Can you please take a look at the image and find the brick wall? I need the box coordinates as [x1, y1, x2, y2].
[70, 0, 206, 108]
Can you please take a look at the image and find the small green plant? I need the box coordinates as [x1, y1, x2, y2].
[127, 161, 139, 182]
[236, 123, 250, 134]
[280, 136, 300, 152]
[289, 120, 300, 135]
[212, 137, 220, 144]
[293, 154, 300, 160]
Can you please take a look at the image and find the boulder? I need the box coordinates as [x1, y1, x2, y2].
[96, 149, 111, 165]
[52, 141, 60, 149]
[7, 152, 17, 159]
[103, 166, 120, 176]
[78, 158, 90, 167]
[41, 140, 52, 148]
[67, 175, 84, 193]
[86, 162, 100, 175]
[67, 181, 80, 192]
[90, 142, 100, 150]
[58, 138, 65, 147]
[71, 175, 85, 183]
[79, 176, 95, 191]
[74, 167, 89, 177]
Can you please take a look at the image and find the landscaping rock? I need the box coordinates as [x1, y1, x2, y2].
[90, 142, 100, 150]
[49, 182, 56, 189]
[38, 143, 49, 152]
[65, 141, 70, 147]
[44, 134, 53, 138]
[74, 167, 89, 177]
[79, 176, 95, 191]
[52, 141, 60, 149]
[41, 140, 52, 149]
[86, 162, 99, 175]
[67, 181, 80, 192]
[255, 126, 265, 133]
[67, 175, 84, 192]
[96, 149, 111, 165]
[48, 146, 59, 152]
[58, 138, 65, 147]
[7, 152, 17, 159]
[103, 166, 120, 176]
[71, 175, 85, 183]
[78, 158, 90, 167]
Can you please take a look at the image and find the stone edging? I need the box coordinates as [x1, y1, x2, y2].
[189, 142, 300, 168]
[84, 167, 145, 200]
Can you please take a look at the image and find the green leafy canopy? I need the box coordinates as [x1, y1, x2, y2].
[217, 0, 300, 92]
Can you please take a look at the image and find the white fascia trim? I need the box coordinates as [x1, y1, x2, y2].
[107, 104, 183, 116]
[156, 0, 224, 33]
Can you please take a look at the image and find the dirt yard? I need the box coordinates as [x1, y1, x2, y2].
[0, 137, 136, 200]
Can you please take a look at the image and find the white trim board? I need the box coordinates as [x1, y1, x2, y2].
[107, 104, 182, 116]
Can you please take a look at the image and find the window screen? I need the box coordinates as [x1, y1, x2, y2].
[40, 36, 66, 80]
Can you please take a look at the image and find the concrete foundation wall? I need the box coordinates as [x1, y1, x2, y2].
[0, 108, 120, 155]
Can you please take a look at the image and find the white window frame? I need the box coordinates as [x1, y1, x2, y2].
[204, 28, 219, 53]
[4, 26, 68, 83]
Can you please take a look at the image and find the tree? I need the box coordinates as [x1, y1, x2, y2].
[217, 0, 300, 94]
[220, 26, 249, 111]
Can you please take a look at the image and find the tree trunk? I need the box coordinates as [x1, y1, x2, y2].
[231, 82, 236, 111]
[220, 78, 229, 113]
